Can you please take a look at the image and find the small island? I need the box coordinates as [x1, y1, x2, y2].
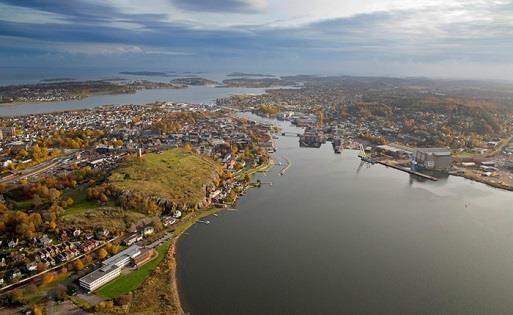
[227, 72, 275, 77]
[119, 71, 170, 76]
[220, 77, 297, 88]
[169, 77, 219, 86]
[40, 78, 76, 82]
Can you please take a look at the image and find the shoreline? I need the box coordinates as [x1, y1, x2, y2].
[169, 160, 274, 314]
[453, 171, 513, 192]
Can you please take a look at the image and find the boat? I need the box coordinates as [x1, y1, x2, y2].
[331, 136, 343, 154]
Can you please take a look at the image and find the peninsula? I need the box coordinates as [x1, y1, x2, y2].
[0, 80, 185, 104]
[0, 102, 274, 314]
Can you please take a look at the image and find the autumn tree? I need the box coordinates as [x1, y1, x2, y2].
[97, 248, 108, 259]
[31, 304, 43, 315]
[41, 272, 55, 286]
[73, 259, 84, 271]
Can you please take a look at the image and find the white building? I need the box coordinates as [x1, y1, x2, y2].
[79, 264, 121, 292]
[79, 245, 142, 291]
[102, 245, 141, 268]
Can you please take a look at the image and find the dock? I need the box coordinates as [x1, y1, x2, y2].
[374, 160, 438, 181]
[280, 156, 291, 175]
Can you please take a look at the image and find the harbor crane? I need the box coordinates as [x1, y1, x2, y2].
[358, 143, 375, 164]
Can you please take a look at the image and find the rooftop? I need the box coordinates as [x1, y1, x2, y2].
[102, 245, 141, 267]
[79, 264, 120, 285]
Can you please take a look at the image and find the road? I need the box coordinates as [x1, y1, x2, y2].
[0, 151, 78, 184]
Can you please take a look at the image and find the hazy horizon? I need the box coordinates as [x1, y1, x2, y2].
[1, 1, 513, 80]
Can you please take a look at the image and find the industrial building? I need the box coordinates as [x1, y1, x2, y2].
[415, 148, 452, 172]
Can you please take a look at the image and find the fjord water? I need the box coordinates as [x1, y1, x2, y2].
[0, 86, 269, 116]
[177, 118, 513, 314]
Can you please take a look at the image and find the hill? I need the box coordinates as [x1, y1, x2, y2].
[109, 148, 223, 209]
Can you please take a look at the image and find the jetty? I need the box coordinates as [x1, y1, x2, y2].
[280, 156, 291, 175]
[375, 160, 438, 181]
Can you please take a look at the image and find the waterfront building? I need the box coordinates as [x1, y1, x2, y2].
[102, 245, 141, 268]
[79, 245, 142, 291]
[415, 148, 452, 171]
[133, 248, 155, 267]
[79, 264, 121, 292]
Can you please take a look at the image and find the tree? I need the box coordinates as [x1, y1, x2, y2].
[48, 188, 61, 203]
[41, 272, 55, 286]
[183, 143, 193, 153]
[97, 248, 108, 259]
[99, 193, 108, 203]
[31, 304, 43, 315]
[36, 263, 47, 273]
[49, 221, 57, 231]
[55, 287, 66, 302]
[73, 259, 84, 271]
[106, 243, 120, 255]
[83, 254, 93, 264]
[32, 194, 43, 210]
[114, 294, 132, 307]
[65, 197, 74, 207]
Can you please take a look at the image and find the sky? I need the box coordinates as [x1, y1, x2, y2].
[1, 0, 513, 79]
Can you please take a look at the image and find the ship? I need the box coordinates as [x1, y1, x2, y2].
[332, 137, 343, 154]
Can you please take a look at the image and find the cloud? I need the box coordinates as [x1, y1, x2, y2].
[1, 0, 513, 78]
[172, 0, 267, 13]
[0, 3, 69, 25]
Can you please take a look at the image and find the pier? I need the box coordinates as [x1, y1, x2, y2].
[375, 160, 438, 181]
[281, 132, 300, 137]
[280, 156, 292, 175]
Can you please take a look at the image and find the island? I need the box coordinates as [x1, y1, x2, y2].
[0, 80, 185, 104]
[219, 77, 297, 88]
[169, 77, 219, 86]
[119, 71, 170, 76]
[227, 72, 275, 77]
[40, 78, 76, 82]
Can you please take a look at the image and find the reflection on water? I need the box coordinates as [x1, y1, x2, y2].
[177, 115, 513, 315]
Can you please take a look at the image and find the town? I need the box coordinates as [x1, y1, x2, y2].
[2, 75, 513, 313]
[0, 102, 275, 314]
[0, 80, 186, 104]
[219, 75, 513, 189]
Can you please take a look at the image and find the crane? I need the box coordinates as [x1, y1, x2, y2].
[358, 143, 375, 164]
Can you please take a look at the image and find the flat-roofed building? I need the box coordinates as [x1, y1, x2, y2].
[133, 248, 155, 268]
[415, 148, 452, 172]
[79, 245, 142, 291]
[102, 245, 141, 268]
[79, 264, 121, 292]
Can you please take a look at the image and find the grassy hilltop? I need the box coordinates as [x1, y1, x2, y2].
[109, 148, 223, 207]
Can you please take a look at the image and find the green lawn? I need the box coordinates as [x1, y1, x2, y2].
[61, 187, 117, 217]
[62, 199, 98, 216]
[96, 241, 171, 299]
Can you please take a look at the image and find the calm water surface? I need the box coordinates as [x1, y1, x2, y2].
[0, 86, 270, 116]
[0, 67, 282, 116]
[177, 116, 513, 314]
